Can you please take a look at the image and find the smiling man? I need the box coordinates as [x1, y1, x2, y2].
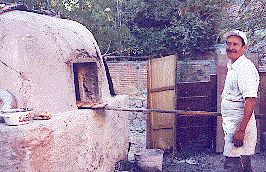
[221, 30, 259, 172]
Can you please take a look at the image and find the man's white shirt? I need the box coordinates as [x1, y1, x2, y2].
[221, 54, 259, 157]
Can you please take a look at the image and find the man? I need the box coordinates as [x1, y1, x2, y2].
[221, 30, 259, 171]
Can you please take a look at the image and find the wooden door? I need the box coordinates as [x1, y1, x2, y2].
[147, 55, 177, 152]
[175, 76, 217, 151]
[147, 55, 217, 152]
[175, 77, 217, 112]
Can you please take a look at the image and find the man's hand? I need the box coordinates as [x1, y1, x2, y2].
[233, 128, 245, 147]
[232, 97, 256, 148]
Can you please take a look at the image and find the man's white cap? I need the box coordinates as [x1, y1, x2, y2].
[224, 30, 248, 45]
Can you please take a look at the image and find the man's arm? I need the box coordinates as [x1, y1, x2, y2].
[233, 97, 257, 147]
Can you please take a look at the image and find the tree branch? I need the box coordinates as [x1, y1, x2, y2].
[102, 47, 137, 57]
[102, 40, 112, 57]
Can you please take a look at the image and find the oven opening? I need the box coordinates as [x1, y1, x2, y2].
[73, 62, 99, 103]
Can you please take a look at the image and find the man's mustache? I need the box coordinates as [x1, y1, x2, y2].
[226, 49, 237, 53]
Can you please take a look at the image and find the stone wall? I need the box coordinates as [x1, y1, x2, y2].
[128, 97, 147, 161]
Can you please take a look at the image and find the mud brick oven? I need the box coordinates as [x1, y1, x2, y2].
[0, 4, 129, 171]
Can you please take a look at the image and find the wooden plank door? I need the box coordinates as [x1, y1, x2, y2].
[147, 56, 217, 152]
[147, 55, 177, 152]
[175, 76, 217, 151]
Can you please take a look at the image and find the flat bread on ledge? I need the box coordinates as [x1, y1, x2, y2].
[76, 101, 108, 109]
[34, 112, 52, 120]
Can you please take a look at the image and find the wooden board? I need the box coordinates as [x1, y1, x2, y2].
[152, 128, 175, 153]
[147, 55, 218, 152]
[150, 90, 176, 127]
[150, 55, 176, 89]
[175, 75, 217, 151]
[147, 55, 177, 151]
[176, 115, 216, 150]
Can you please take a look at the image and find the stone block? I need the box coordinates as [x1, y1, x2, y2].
[134, 99, 143, 108]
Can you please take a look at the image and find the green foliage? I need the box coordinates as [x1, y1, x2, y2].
[0, 0, 135, 56]
[125, 0, 223, 59]
[61, 0, 133, 55]
[221, 0, 266, 54]
[2, 0, 264, 59]
[0, 0, 65, 12]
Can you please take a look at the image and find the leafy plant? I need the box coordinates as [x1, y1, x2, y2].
[2, 0, 264, 59]
[220, 0, 266, 54]
[125, 0, 223, 59]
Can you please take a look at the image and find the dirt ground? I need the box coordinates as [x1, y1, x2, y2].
[117, 148, 266, 172]
[162, 149, 266, 172]
[123, 98, 266, 172]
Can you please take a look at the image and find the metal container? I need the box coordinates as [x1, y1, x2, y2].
[0, 109, 32, 126]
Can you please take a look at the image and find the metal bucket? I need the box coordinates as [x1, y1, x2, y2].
[134, 149, 164, 171]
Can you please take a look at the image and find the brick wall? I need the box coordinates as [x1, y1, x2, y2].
[106, 57, 217, 95]
[106, 56, 265, 95]
[176, 60, 217, 82]
[107, 59, 148, 96]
